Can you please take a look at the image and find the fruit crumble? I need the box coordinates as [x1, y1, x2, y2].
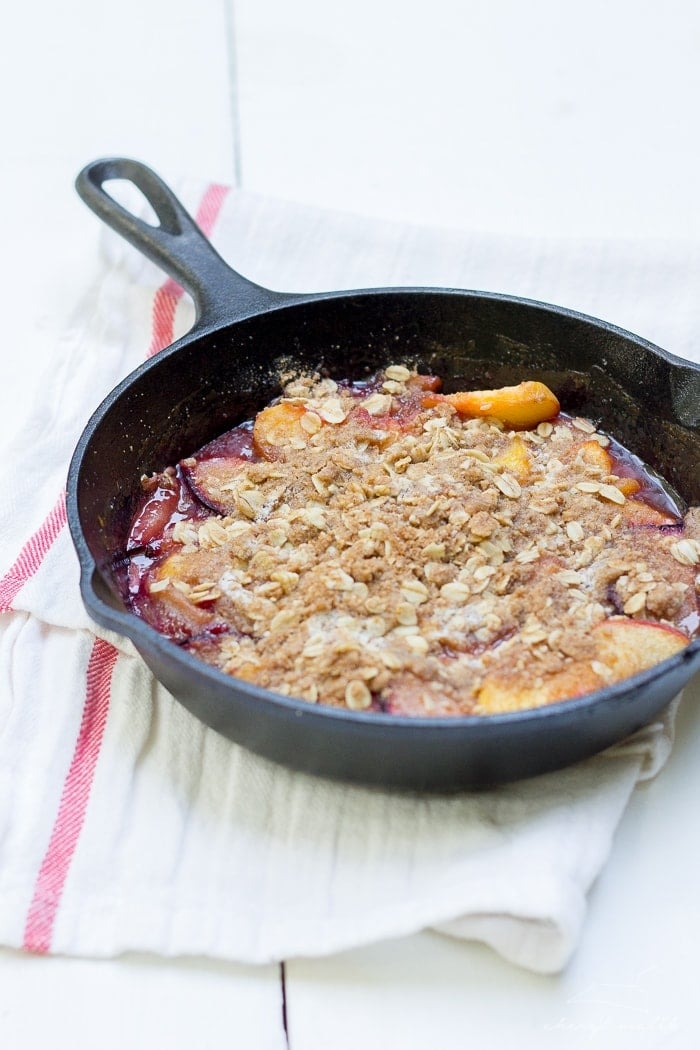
[120, 365, 700, 715]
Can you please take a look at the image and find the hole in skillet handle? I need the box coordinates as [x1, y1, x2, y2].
[88, 177, 161, 228]
[74, 156, 284, 329]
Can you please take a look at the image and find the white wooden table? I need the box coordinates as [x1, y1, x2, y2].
[2, 2, 699, 1046]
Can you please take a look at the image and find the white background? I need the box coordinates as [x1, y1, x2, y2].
[2, 1, 700, 1046]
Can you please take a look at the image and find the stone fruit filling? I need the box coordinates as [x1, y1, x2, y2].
[122, 365, 700, 715]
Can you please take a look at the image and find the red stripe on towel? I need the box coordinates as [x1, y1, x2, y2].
[147, 183, 230, 357]
[0, 492, 67, 613]
[23, 639, 119, 953]
[20, 182, 230, 955]
[195, 183, 229, 237]
[147, 277, 181, 358]
[3, 184, 230, 601]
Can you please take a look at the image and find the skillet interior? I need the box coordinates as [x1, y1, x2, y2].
[69, 287, 700, 790]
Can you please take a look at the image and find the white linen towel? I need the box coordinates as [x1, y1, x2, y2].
[1, 176, 698, 974]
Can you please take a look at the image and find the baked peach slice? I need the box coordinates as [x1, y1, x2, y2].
[568, 439, 641, 496]
[252, 402, 312, 460]
[253, 398, 358, 459]
[183, 458, 248, 514]
[492, 435, 532, 479]
[594, 618, 688, 677]
[424, 381, 560, 428]
[575, 439, 612, 472]
[477, 664, 600, 714]
[128, 472, 182, 550]
[140, 554, 218, 637]
[381, 674, 466, 717]
[621, 499, 683, 528]
[180, 425, 259, 514]
[615, 477, 642, 497]
[476, 618, 688, 713]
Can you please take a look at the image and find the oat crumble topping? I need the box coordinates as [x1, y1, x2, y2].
[123, 367, 699, 716]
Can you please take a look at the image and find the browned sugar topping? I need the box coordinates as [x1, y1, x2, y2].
[137, 368, 699, 716]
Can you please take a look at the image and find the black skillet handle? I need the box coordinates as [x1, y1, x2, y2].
[75, 157, 283, 329]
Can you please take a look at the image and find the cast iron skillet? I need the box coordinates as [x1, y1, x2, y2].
[68, 156, 700, 792]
